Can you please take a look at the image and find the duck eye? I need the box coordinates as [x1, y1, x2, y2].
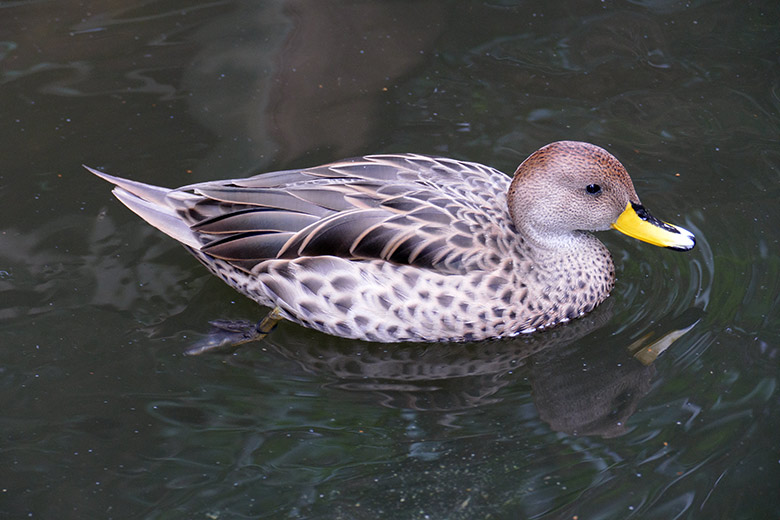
[586, 184, 601, 195]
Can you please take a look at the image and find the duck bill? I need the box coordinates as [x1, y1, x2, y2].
[611, 202, 695, 251]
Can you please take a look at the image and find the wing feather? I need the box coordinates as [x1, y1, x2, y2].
[202, 232, 296, 261]
[194, 187, 333, 216]
[292, 210, 390, 258]
[102, 154, 514, 273]
[193, 209, 319, 234]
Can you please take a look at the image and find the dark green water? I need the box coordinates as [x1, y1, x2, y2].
[1, 0, 778, 518]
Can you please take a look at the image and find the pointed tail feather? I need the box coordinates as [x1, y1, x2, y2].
[86, 165, 202, 250]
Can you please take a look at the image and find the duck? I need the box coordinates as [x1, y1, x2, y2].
[87, 141, 695, 344]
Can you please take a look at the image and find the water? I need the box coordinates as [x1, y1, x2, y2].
[1, 0, 779, 518]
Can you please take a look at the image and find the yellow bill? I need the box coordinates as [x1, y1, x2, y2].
[611, 202, 695, 251]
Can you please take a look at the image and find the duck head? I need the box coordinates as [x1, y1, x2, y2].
[507, 141, 695, 251]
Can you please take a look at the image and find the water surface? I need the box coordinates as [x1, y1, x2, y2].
[1, 0, 779, 518]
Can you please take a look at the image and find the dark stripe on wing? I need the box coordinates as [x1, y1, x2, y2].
[193, 209, 319, 234]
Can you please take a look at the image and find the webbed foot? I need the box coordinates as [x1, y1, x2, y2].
[185, 307, 284, 355]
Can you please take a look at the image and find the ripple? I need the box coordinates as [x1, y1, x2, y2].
[606, 217, 712, 346]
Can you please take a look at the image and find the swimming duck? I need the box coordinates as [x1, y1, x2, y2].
[88, 141, 694, 343]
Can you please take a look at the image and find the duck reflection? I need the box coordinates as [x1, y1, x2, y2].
[184, 0, 447, 175]
[214, 303, 697, 438]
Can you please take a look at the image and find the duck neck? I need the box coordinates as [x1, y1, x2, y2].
[517, 222, 591, 260]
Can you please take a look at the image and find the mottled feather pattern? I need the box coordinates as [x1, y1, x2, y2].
[166, 154, 551, 341]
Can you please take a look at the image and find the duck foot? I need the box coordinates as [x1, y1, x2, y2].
[184, 307, 284, 355]
[626, 318, 699, 366]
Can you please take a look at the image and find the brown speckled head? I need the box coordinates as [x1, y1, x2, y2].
[507, 141, 641, 248]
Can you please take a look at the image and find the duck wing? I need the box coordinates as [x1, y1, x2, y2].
[118, 154, 515, 274]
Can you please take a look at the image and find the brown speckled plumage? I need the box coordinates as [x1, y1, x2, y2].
[88, 141, 694, 342]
